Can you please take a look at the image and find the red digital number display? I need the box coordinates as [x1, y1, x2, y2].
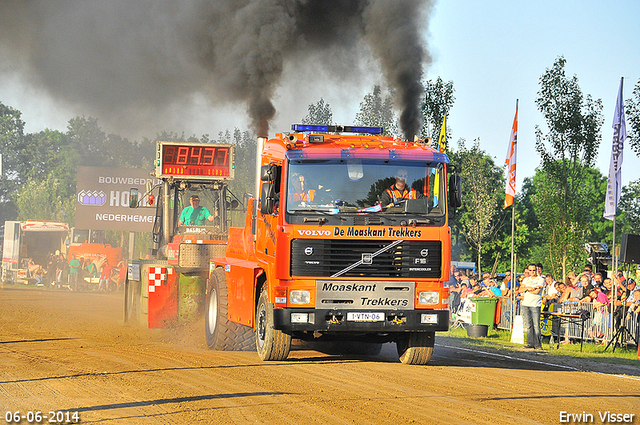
[159, 144, 232, 179]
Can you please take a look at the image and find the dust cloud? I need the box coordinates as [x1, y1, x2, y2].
[0, 0, 434, 139]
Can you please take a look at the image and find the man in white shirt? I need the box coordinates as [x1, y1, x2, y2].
[518, 263, 545, 349]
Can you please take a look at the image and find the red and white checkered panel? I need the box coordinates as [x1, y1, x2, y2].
[148, 267, 173, 292]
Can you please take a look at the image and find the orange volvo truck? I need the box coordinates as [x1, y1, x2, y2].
[206, 124, 461, 365]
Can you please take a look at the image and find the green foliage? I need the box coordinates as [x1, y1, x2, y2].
[533, 56, 604, 280]
[0, 102, 26, 223]
[449, 138, 505, 274]
[625, 79, 640, 157]
[515, 177, 543, 260]
[12, 117, 156, 229]
[15, 172, 75, 222]
[619, 178, 640, 234]
[354, 85, 398, 137]
[301, 98, 333, 125]
[215, 128, 257, 226]
[420, 77, 455, 145]
[582, 167, 612, 244]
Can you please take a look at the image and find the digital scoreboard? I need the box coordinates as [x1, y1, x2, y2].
[155, 141, 234, 180]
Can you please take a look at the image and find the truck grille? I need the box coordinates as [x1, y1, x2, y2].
[290, 239, 441, 278]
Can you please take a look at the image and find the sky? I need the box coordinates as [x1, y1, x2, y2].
[1, 0, 639, 191]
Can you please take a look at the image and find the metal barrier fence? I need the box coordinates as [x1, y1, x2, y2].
[496, 297, 639, 345]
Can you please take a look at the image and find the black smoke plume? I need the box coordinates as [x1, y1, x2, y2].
[0, 0, 433, 139]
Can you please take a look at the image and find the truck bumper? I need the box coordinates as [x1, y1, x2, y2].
[272, 308, 449, 333]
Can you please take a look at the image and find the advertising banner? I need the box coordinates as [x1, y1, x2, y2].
[75, 166, 161, 232]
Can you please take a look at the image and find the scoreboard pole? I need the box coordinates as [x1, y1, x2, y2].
[163, 180, 171, 247]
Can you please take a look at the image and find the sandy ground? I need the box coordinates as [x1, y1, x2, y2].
[1, 286, 639, 424]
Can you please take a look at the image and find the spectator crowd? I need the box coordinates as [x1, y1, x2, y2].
[24, 251, 126, 292]
[447, 263, 640, 348]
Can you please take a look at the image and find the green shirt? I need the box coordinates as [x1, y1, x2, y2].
[69, 258, 80, 274]
[85, 262, 98, 277]
[179, 206, 212, 225]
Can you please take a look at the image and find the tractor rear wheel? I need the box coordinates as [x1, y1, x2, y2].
[205, 268, 255, 351]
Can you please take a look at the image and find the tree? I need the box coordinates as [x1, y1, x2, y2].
[533, 56, 604, 280]
[420, 77, 455, 146]
[354, 85, 398, 137]
[450, 138, 505, 275]
[0, 102, 26, 223]
[625, 79, 640, 157]
[619, 179, 640, 234]
[513, 176, 544, 267]
[216, 128, 257, 226]
[11, 116, 156, 233]
[16, 172, 75, 222]
[301, 98, 333, 125]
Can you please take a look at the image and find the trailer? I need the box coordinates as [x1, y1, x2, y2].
[1, 221, 69, 284]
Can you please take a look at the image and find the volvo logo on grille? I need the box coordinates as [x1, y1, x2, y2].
[420, 249, 429, 257]
[304, 247, 314, 256]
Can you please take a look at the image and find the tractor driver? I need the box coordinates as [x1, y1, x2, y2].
[380, 168, 423, 208]
[178, 195, 214, 226]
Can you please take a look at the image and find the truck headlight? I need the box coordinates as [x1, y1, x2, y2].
[289, 290, 311, 305]
[291, 313, 309, 323]
[418, 291, 439, 305]
[421, 314, 438, 324]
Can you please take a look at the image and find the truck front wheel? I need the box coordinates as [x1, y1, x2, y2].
[396, 331, 434, 365]
[255, 287, 291, 361]
[205, 268, 255, 351]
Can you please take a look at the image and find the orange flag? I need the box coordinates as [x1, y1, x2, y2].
[504, 102, 518, 209]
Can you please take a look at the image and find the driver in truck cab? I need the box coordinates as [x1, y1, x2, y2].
[178, 195, 214, 226]
[380, 168, 423, 207]
[289, 172, 315, 202]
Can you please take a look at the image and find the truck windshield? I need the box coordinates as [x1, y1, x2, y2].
[286, 159, 445, 216]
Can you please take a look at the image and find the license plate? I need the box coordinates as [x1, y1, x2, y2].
[346, 312, 385, 322]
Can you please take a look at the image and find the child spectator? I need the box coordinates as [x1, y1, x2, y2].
[488, 279, 502, 297]
[588, 287, 610, 344]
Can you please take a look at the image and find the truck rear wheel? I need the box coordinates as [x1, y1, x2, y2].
[256, 287, 291, 361]
[205, 268, 255, 351]
[396, 331, 434, 365]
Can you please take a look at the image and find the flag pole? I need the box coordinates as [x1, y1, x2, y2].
[605, 77, 626, 343]
[510, 188, 515, 324]
[507, 99, 518, 325]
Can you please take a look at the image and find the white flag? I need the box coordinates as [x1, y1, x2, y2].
[603, 78, 626, 220]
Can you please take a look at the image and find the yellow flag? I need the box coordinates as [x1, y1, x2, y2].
[437, 116, 447, 153]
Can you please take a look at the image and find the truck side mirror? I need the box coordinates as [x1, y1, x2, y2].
[259, 163, 281, 215]
[129, 188, 139, 208]
[260, 182, 276, 215]
[448, 175, 462, 210]
[261, 164, 280, 182]
[260, 165, 271, 181]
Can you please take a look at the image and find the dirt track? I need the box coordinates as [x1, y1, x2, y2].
[1, 286, 639, 424]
